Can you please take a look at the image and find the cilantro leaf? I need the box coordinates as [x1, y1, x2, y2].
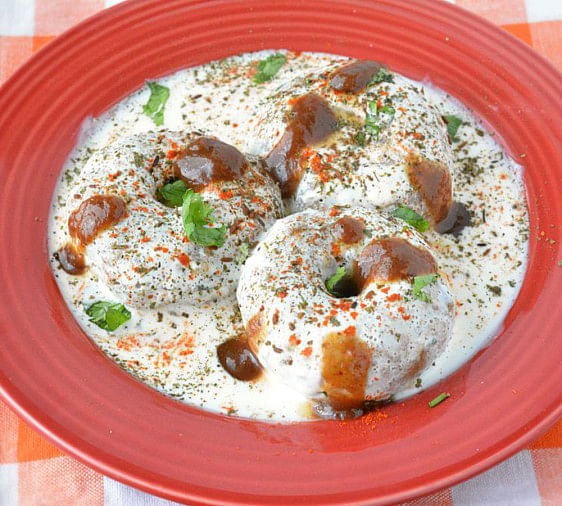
[413, 274, 439, 302]
[182, 189, 226, 247]
[326, 267, 347, 294]
[86, 301, 131, 331]
[158, 180, 187, 207]
[393, 205, 429, 232]
[253, 54, 286, 83]
[370, 67, 394, 85]
[143, 82, 170, 126]
[443, 115, 462, 142]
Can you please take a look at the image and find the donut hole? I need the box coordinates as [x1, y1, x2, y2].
[325, 269, 361, 298]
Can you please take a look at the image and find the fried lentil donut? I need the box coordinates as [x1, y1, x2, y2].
[65, 130, 283, 308]
[236, 206, 455, 416]
[247, 58, 455, 227]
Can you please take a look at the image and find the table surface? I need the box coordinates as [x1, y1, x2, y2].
[1, 0, 561, 504]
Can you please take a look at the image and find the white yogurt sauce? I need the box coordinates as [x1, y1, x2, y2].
[48, 50, 529, 421]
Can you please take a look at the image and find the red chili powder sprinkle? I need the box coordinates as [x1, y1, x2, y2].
[177, 253, 190, 267]
[343, 326, 356, 338]
[289, 334, 301, 346]
[301, 347, 312, 357]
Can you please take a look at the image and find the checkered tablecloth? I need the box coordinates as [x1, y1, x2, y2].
[1, 0, 561, 504]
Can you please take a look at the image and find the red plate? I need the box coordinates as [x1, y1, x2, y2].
[0, 0, 561, 504]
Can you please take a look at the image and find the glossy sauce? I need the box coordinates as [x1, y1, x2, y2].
[68, 195, 126, 245]
[174, 137, 248, 190]
[335, 216, 365, 244]
[406, 155, 452, 224]
[329, 60, 383, 94]
[354, 237, 437, 290]
[53, 243, 86, 275]
[264, 93, 338, 197]
[217, 338, 262, 381]
[321, 331, 372, 410]
[48, 51, 530, 422]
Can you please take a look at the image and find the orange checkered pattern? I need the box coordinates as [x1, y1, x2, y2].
[0, 0, 560, 504]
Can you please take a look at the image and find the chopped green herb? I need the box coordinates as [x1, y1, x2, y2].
[370, 67, 394, 84]
[429, 392, 450, 408]
[368, 100, 378, 116]
[253, 54, 286, 83]
[487, 285, 502, 296]
[413, 274, 439, 302]
[354, 131, 366, 146]
[143, 82, 170, 126]
[365, 100, 381, 138]
[443, 115, 462, 142]
[157, 180, 187, 207]
[297, 293, 308, 309]
[235, 243, 250, 265]
[393, 205, 429, 232]
[365, 119, 380, 138]
[86, 301, 131, 331]
[133, 152, 144, 168]
[182, 189, 226, 247]
[558, 260, 562, 267]
[326, 267, 347, 294]
[380, 105, 395, 115]
[357, 100, 387, 141]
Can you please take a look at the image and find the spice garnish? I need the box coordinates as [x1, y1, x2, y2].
[133, 152, 144, 168]
[182, 189, 226, 247]
[429, 392, 450, 408]
[235, 243, 250, 265]
[253, 53, 286, 83]
[354, 131, 366, 146]
[325, 267, 347, 294]
[86, 301, 131, 331]
[443, 115, 462, 142]
[157, 180, 187, 207]
[143, 82, 170, 126]
[413, 274, 439, 302]
[487, 285, 502, 296]
[393, 205, 429, 232]
[380, 105, 395, 115]
[365, 100, 380, 139]
[369, 67, 394, 84]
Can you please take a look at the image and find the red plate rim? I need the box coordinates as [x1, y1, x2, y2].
[0, 0, 561, 504]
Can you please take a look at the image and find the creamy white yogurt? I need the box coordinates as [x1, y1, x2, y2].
[237, 207, 456, 415]
[48, 50, 528, 421]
